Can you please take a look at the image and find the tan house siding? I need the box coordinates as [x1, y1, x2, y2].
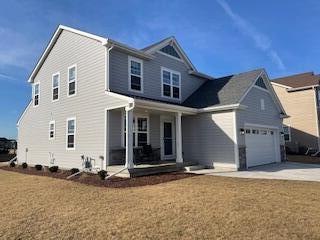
[272, 84, 319, 152]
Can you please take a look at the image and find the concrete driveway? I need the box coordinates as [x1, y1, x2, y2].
[191, 162, 320, 182]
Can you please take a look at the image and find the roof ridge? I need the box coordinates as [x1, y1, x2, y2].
[273, 71, 315, 81]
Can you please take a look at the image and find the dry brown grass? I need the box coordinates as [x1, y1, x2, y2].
[1, 170, 320, 239]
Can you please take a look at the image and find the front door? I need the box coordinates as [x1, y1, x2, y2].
[160, 117, 175, 160]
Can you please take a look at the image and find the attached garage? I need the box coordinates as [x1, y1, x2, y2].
[245, 125, 279, 167]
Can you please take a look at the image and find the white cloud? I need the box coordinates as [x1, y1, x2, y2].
[217, 0, 286, 71]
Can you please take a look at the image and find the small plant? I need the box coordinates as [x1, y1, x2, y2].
[22, 162, 28, 169]
[70, 168, 79, 175]
[98, 170, 107, 180]
[9, 161, 15, 168]
[49, 166, 59, 173]
[35, 164, 43, 171]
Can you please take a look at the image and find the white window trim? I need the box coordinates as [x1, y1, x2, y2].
[283, 125, 291, 142]
[121, 112, 150, 148]
[128, 56, 143, 93]
[49, 120, 55, 140]
[260, 98, 265, 111]
[161, 66, 181, 101]
[68, 64, 77, 97]
[33, 82, 40, 107]
[66, 117, 76, 150]
[52, 72, 60, 102]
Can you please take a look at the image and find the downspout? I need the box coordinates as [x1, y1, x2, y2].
[104, 41, 114, 92]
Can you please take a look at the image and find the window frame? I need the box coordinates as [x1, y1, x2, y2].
[128, 56, 143, 93]
[66, 117, 76, 150]
[49, 120, 55, 140]
[121, 112, 150, 148]
[283, 125, 291, 142]
[161, 67, 181, 100]
[33, 82, 40, 107]
[52, 72, 60, 102]
[68, 64, 77, 97]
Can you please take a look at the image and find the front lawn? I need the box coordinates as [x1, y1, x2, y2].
[1, 169, 320, 239]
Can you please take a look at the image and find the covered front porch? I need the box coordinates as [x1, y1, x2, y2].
[104, 98, 197, 177]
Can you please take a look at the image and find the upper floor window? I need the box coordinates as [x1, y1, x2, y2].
[66, 118, 76, 150]
[161, 67, 181, 100]
[33, 83, 40, 106]
[128, 56, 143, 92]
[160, 45, 181, 59]
[68, 65, 77, 96]
[283, 125, 291, 142]
[49, 121, 55, 140]
[52, 73, 60, 101]
[255, 77, 267, 90]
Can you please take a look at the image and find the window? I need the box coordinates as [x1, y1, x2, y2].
[128, 57, 143, 92]
[52, 73, 60, 101]
[123, 114, 149, 147]
[49, 121, 55, 140]
[33, 83, 40, 106]
[68, 65, 77, 96]
[283, 125, 291, 142]
[245, 129, 251, 134]
[255, 77, 267, 89]
[160, 45, 181, 59]
[66, 118, 76, 149]
[161, 67, 181, 100]
[261, 130, 268, 135]
[260, 98, 265, 110]
[252, 129, 259, 134]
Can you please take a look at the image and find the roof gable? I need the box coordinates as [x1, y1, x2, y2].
[142, 37, 197, 71]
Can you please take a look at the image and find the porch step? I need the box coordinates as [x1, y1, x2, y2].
[107, 163, 184, 178]
[184, 165, 205, 171]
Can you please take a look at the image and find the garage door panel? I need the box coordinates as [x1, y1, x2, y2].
[245, 127, 276, 167]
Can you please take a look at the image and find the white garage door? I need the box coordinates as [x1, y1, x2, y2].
[245, 127, 277, 167]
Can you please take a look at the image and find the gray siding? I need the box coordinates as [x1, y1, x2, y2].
[237, 86, 282, 146]
[182, 111, 235, 167]
[109, 50, 205, 103]
[17, 30, 128, 169]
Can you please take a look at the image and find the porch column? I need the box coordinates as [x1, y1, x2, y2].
[175, 112, 183, 163]
[125, 107, 134, 169]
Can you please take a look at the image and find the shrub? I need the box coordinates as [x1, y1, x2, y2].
[35, 164, 43, 171]
[98, 170, 107, 180]
[49, 166, 59, 173]
[70, 168, 80, 175]
[9, 161, 15, 168]
[22, 162, 28, 169]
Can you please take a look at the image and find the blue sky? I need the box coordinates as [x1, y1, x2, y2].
[1, 0, 320, 139]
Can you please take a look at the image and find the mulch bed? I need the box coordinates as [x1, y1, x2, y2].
[0, 165, 196, 188]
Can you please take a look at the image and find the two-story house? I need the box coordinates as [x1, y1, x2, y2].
[271, 72, 320, 154]
[17, 25, 286, 174]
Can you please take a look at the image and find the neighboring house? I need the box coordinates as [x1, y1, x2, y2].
[17, 25, 286, 172]
[271, 72, 320, 154]
[0, 138, 16, 152]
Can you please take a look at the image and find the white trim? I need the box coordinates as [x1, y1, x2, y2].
[233, 111, 239, 169]
[33, 82, 40, 107]
[67, 64, 77, 97]
[244, 123, 279, 130]
[270, 81, 291, 89]
[175, 112, 183, 163]
[160, 115, 176, 160]
[104, 109, 108, 170]
[313, 88, 320, 150]
[105, 91, 134, 103]
[49, 120, 55, 140]
[52, 72, 60, 102]
[128, 56, 144, 93]
[156, 50, 185, 63]
[17, 100, 32, 126]
[161, 66, 181, 101]
[253, 84, 269, 93]
[238, 71, 264, 103]
[66, 117, 76, 150]
[125, 109, 134, 169]
[287, 85, 318, 92]
[199, 104, 247, 112]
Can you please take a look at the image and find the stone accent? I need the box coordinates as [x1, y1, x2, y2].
[238, 146, 247, 170]
[280, 145, 286, 162]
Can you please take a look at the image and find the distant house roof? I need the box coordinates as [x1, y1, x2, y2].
[272, 72, 320, 89]
[182, 69, 263, 108]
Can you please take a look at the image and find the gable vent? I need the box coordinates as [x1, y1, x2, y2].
[160, 45, 181, 59]
[255, 77, 267, 89]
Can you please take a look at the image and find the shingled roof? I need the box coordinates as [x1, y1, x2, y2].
[272, 72, 320, 88]
[182, 69, 263, 108]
